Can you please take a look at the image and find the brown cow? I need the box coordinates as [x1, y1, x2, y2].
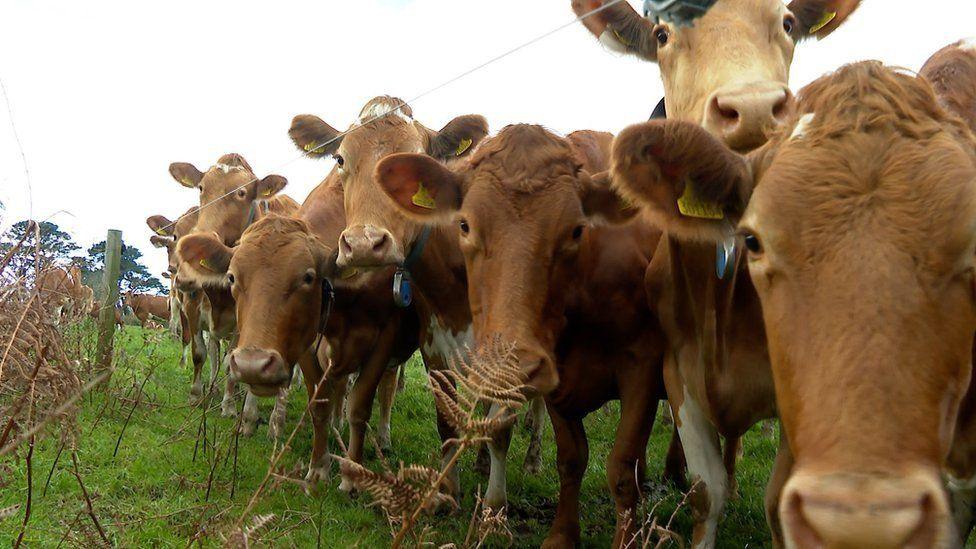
[610, 61, 976, 548]
[176, 165, 420, 490]
[122, 290, 170, 327]
[288, 97, 503, 499]
[921, 39, 976, 543]
[165, 154, 299, 436]
[575, 0, 862, 545]
[374, 125, 684, 546]
[36, 266, 76, 323]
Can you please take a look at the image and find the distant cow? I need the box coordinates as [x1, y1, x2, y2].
[611, 60, 976, 548]
[121, 290, 170, 327]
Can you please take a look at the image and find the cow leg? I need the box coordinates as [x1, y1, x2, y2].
[663, 422, 689, 489]
[949, 478, 976, 545]
[764, 423, 792, 548]
[396, 362, 406, 393]
[376, 365, 399, 453]
[724, 435, 742, 500]
[542, 404, 588, 549]
[302, 347, 336, 494]
[661, 399, 674, 426]
[341, 331, 396, 494]
[268, 384, 289, 442]
[240, 390, 260, 437]
[484, 402, 516, 510]
[523, 396, 546, 475]
[608, 389, 657, 548]
[189, 330, 207, 403]
[331, 373, 349, 432]
[671, 390, 727, 549]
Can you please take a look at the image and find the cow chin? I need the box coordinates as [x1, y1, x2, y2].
[244, 381, 288, 398]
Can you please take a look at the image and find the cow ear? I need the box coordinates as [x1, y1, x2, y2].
[150, 235, 174, 249]
[572, 0, 657, 62]
[787, 0, 861, 39]
[375, 153, 464, 220]
[176, 234, 234, 287]
[256, 175, 287, 198]
[290, 115, 342, 158]
[579, 170, 640, 223]
[427, 115, 489, 159]
[169, 163, 204, 188]
[147, 215, 175, 237]
[611, 120, 751, 242]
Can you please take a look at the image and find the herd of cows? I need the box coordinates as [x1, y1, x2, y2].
[34, 0, 976, 547]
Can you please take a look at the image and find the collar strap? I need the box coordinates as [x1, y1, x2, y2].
[244, 200, 270, 232]
[402, 225, 432, 271]
[318, 278, 335, 335]
[650, 97, 667, 121]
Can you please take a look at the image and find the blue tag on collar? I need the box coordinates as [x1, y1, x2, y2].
[716, 236, 736, 279]
[393, 268, 412, 308]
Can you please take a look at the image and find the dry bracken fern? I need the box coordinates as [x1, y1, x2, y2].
[335, 456, 456, 516]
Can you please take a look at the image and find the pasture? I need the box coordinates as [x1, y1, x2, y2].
[1, 323, 780, 547]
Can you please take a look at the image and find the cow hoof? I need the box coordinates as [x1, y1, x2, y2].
[523, 457, 542, 475]
[484, 494, 507, 512]
[239, 421, 257, 437]
[221, 402, 238, 418]
[377, 435, 392, 453]
[541, 532, 577, 549]
[338, 475, 357, 495]
[473, 445, 490, 477]
[304, 466, 329, 496]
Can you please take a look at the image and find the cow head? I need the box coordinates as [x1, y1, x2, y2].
[611, 61, 976, 548]
[575, 0, 861, 151]
[373, 125, 633, 396]
[176, 216, 331, 396]
[289, 96, 488, 268]
[147, 207, 199, 277]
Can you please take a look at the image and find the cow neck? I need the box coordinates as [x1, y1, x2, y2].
[402, 225, 471, 331]
[244, 199, 270, 232]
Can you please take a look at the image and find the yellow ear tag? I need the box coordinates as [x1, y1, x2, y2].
[155, 228, 167, 236]
[262, 189, 273, 197]
[181, 177, 194, 187]
[199, 258, 214, 272]
[411, 181, 436, 210]
[677, 181, 724, 220]
[809, 11, 836, 34]
[612, 28, 633, 48]
[304, 143, 319, 154]
[455, 138, 473, 156]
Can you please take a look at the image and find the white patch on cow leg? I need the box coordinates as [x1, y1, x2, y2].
[523, 397, 545, 475]
[208, 334, 222, 394]
[675, 388, 728, 549]
[485, 403, 511, 510]
[421, 317, 473, 365]
[168, 297, 181, 337]
[305, 452, 332, 496]
[240, 390, 259, 437]
[268, 387, 288, 442]
[221, 352, 238, 418]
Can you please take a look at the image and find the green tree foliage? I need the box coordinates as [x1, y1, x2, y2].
[78, 239, 166, 296]
[0, 220, 80, 280]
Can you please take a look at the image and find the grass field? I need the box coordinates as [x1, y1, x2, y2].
[1, 324, 783, 547]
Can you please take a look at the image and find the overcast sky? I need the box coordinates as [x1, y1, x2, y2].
[1, 0, 973, 278]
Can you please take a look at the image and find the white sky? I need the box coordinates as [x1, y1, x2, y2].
[0, 0, 973, 277]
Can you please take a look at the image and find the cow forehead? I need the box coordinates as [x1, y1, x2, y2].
[340, 116, 423, 161]
[201, 167, 254, 191]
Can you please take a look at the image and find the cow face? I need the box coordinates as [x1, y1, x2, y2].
[612, 62, 976, 548]
[374, 125, 633, 396]
[575, 0, 862, 151]
[177, 216, 329, 396]
[289, 96, 487, 269]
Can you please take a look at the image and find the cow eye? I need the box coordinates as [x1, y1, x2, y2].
[333, 154, 344, 167]
[744, 234, 763, 255]
[654, 25, 669, 46]
[237, 188, 247, 198]
[303, 271, 315, 285]
[783, 15, 796, 34]
[227, 273, 235, 285]
[572, 225, 584, 241]
[459, 219, 470, 235]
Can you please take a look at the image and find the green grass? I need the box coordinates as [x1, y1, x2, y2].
[1, 325, 780, 547]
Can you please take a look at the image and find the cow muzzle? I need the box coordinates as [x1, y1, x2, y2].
[229, 347, 290, 397]
[337, 224, 401, 268]
[781, 469, 951, 548]
[703, 81, 793, 152]
[516, 347, 558, 399]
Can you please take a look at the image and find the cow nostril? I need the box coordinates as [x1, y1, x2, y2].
[713, 97, 739, 123]
[372, 233, 389, 253]
[772, 91, 793, 121]
[339, 234, 353, 254]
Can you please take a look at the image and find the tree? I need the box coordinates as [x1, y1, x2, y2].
[79, 239, 166, 296]
[0, 220, 81, 280]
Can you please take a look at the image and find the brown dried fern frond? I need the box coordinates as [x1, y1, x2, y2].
[335, 456, 456, 517]
[222, 513, 276, 549]
[449, 335, 527, 410]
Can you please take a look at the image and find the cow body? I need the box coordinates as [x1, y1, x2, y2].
[374, 125, 691, 546]
[122, 291, 170, 327]
[575, 0, 863, 545]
